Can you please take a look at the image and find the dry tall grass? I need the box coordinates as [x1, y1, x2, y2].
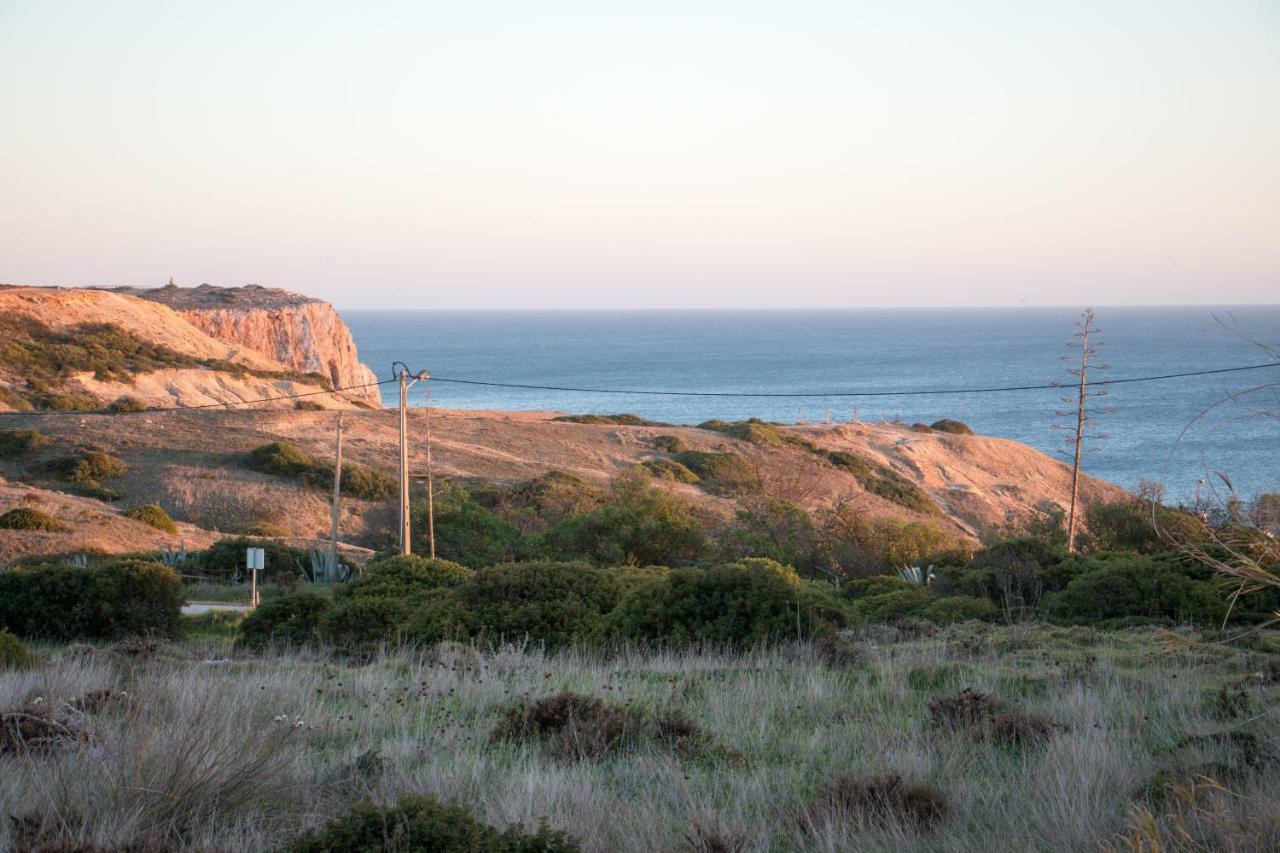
[0, 623, 1276, 851]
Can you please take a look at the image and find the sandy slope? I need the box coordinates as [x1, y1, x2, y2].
[0, 407, 1126, 563]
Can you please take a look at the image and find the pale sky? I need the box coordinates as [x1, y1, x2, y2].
[1, 1, 1277, 309]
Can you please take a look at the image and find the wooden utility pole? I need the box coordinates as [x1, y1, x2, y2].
[424, 381, 436, 559]
[398, 369, 411, 555]
[330, 414, 343, 564]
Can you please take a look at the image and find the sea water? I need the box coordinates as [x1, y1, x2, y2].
[345, 307, 1280, 502]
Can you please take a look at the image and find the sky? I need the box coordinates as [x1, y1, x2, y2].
[1, 1, 1278, 309]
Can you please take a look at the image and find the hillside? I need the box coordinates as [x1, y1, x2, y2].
[0, 284, 376, 412]
[0, 406, 1124, 562]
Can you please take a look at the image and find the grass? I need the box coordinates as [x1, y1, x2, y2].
[1, 624, 1276, 851]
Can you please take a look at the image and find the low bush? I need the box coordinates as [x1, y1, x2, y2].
[717, 498, 826, 574]
[918, 595, 1000, 624]
[123, 503, 179, 535]
[236, 591, 334, 649]
[641, 458, 700, 483]
[673, 450, 759, 495]
[528, 472, 706, 566]
[552, 413, 665, 426]
[249, 441, 395, 501]
[606, 558, 812, 646]
[196, 538, 308, 580]
[849, 587, 930, 622]
[1084, 499, 1206, 554]
[797, 773, 947, 831]
[415, 485, 522, 567]
[320, 596, 411, 651]
[0, 428, 52, 459]
[474, 471, 608, 534]
[0, 559, 182, 641]
[823, 451, 941, 515]
[35, 391, 103, 411]
[0, 507, 67, 531]
[345, 554, 473, 600]
[243, 520, 289, 537]
[37, 450, 127, 499]
[1044, 553, 1228, 626]
[698, 417, 795, 446]
[930, 419, 974, 435]
[0, 629, 35, 669]
[932, 537, 1069, 608]
[651, 434, 691, 454]
[492, 691, 644, 762]
[406, 561, 623, 650]
[283, 795, 581, 853]
[107, 396, 147, 412]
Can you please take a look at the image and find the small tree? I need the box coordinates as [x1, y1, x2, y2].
[1054, 309, 1111, 553]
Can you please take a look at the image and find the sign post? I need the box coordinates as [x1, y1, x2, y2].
[247, 547, 265, 607]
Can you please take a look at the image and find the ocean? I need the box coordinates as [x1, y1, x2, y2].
[344, 307, 1280, 503]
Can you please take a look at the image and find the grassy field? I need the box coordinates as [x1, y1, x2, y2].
[2, 621, 1277, 852]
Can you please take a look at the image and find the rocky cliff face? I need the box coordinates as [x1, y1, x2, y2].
[121, 284, 382, 406]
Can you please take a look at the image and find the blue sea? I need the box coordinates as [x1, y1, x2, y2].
[345, 307, 1280, 503]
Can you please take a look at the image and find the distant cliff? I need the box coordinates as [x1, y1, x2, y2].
[120, 283, 382, 407]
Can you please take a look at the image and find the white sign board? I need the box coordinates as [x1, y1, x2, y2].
[246, 547, 265, 571]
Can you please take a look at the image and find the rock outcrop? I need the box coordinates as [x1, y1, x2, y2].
[121, 283, 382, 406]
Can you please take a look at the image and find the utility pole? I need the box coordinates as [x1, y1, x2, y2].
[1056, 309, 1110, 553]
[424, 380, 436, 559]
[392, 362, 429, 556]
[330, 414, 343, 564]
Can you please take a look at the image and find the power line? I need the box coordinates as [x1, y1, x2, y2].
[1, 361, 1276, 417]
[426, 361, 1280, 399]
[0, 377, 397, 417]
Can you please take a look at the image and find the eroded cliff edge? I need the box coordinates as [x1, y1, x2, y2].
[119, 283, 382, 406]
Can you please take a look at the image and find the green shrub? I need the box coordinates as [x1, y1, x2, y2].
[236, 591, 334, 649]
[0, 629, 35, 669]
[282, 795, 580, 853]
[293, 400, 325, 411]
[123, 503, 179, 535]
[320, 596, 411, 650]
[552, 413, 665, 426]
[197, 538, 307, 580]
[930, 419, 974, 435]
[36, 391, 103, 411]
[697, 417, 793, 446]
[347, 554, 473, 600]
[528, 473, 705, 566]
[0, 507, 67, 531]
[1044, 553, 1228, 626]
[0, 559, 182, 641]
[473, 471, 607, 534]
[641, 459, 700, 483]
[416, 485, 522, 568]
[843, 575, 917, 599]
[250, 441, 315, 476]
[1084, 499, 1206, 554]
[932, 537, 1069, 608]
[651, 434, 691, 454]
[107, 396, 147, 412]
[338, 462, 395, 500]
[243, 520, 289, 537]
[406, 561, 623, 650]
[822, 451, 940, 514]
[249, 441, 393, 500]
[717, 498, 825, 574]
[0, 428, 52, 459]
[850, 587, 930, 621]
[606, 558, 809, 646]
[39, 450, 128, 499]
[673, 450, 759, 495]
[918, 595, 1000, 624]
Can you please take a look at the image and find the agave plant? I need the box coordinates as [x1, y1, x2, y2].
[899, 564, 934, 586]
[67, 553, 89, 568]
[157, 539, 188, 568]
[307, 549, 351, 584]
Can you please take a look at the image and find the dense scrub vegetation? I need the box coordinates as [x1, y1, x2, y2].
[551, 413, 667, 426]
[0, 558, 182, 640]
[249, 440, 395, 501]
[0, 507, 67, 531]
[0, 316, 325, 409]
[0, 428, 52, 459]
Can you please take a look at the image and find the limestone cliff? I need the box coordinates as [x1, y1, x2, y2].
[121, 283, 382, 406]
